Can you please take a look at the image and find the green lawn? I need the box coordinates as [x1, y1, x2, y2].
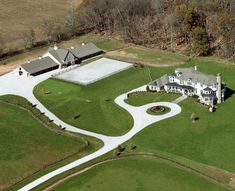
[34, 56, 235, 174]
[34, 66, 174, 136]
[126, 57, 235, 173]
[116, 46, 189, 66]
[125, 92, 180, 106]
[53, 157, 226, 191]
[32, 49, 235, 189]
[0, 100, 93, 188]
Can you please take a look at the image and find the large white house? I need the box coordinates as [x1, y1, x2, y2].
[14, 43, 102, 77]
[148, 66, 226, 105]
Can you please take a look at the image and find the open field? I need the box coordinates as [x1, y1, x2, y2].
[0, 96, 101, 189]
[107, 46, 189, 66]
[52, 157, 226, 191]
[0, 0, 82, 50]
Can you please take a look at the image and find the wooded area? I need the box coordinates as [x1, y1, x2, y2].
[76, 0, 235, 58]
[0, 0, 234, 59]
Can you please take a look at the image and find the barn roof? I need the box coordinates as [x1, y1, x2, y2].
[70, 43, 102, 59]
[21, 57, 59, 74]
[48, 48, 70, 64]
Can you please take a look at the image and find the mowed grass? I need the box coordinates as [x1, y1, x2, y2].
[127, 57, 235, 173]
[35, 52, 235, 174]
[34, 66, 175, 136]
[52, 157, 226, 191]
[0, 101, 86, 187]
[125, 92, 180, 106]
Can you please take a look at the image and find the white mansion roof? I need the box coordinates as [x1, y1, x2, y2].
[172, 67, 217, 86]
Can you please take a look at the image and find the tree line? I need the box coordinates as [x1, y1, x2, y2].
[0, 0, 234, 59]
[77, 0, 235, 58]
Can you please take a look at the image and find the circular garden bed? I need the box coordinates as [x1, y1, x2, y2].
[147, 105, 171, 116]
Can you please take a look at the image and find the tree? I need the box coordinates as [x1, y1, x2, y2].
[218, 12, 235, 57]
[0, 36, 5, 56]
[41, 19, 56, 44]
[22, 29, 36, 49]
[191, 26, 210, 55]
[176, 4, 206, 44]
[65, 8, 79, 37]
[163, 13, 177, 50]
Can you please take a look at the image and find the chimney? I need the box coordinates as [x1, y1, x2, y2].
[54, 44, 58, 50]
[194, 65, 198, 71]
[217, 73, 222, 104]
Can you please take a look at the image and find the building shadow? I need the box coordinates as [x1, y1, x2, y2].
[225, 87, 235, 100]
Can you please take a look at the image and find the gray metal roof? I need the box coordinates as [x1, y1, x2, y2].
[21, 57, 59, 74]
[165, 82, 195, 90]
[149, 74, 169, 87]
[201, 93, 215, 98]
[70, 43, 102, 59]
[48, 48, 70, 64]
[175, 67, 217, 86]
[203, 87, 213, 91]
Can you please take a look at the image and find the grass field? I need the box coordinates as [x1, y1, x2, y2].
[52, 157, 226, 191]
[126, 56, 235, 172]
[125, 57, 235, 173]
[125, 92, 180, 106]
[34, 51, 235, 174]
[107, 46, 189, 66]
[34, 66, 175, 136]
[0, 97, 101, 189]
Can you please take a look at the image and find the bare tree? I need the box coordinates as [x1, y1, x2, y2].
[65, 8, 79, 36]
[0, 36, 6, 56]
[41, 19, 56, 44]
[22, 29, 36, 49]
[163, 13, 177, 50]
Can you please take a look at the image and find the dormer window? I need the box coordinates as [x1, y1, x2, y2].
[169, 76, 175, 83]
[176, 72, 182, 77]
[203, 87, 212, 95]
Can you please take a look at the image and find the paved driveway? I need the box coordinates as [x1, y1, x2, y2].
[0, 70, 181, 191]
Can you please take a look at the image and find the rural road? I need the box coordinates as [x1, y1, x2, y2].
[0, 69, 181, 191]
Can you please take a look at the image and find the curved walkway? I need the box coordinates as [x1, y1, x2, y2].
[0, 70, 181, 191]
